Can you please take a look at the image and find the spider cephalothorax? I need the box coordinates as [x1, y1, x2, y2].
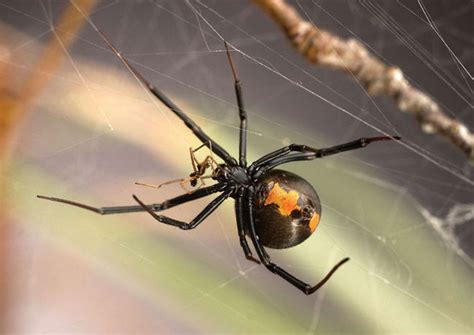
[37, 33, 400, 295]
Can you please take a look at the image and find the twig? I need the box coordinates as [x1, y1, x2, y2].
[253, 0, 474, 162]
[0, 1, 97, 330]
[0, 0, 98, 166]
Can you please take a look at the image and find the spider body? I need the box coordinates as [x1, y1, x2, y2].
[228, 166, 252, 185]
[37, 33, 400, 295]
[253, 169, 321, 249]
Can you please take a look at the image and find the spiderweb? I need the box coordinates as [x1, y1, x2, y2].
[1, 0, 473, 333]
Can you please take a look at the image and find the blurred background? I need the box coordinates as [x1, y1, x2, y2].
[0, 0, 473, 333]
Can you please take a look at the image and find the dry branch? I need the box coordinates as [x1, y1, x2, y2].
[1, 0, 97, 163]
[0, 1, 97, 330]
[253, 0, 474, 162]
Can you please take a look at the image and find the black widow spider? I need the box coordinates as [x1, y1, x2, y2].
[38, 31, 400, 295]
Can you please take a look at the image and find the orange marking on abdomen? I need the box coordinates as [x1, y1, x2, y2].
[309, 212, 320, 232]
[264, 183, 300, 216]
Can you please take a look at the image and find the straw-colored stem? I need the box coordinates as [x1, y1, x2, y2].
[0, 0, 97, 330]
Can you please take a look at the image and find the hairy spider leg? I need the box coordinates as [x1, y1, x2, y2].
[244, 187, 349, 295]
[133, 187, 233, 230]
[96, 30, 238, 167]
[224, 42, 247, 168]
[37, 183, 226, 215]
[250, 136, 401, 178]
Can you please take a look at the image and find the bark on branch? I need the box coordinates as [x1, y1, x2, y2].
[253, 0, 474, 162]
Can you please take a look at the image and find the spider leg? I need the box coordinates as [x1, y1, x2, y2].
[253, 153, 319, 179]
[251, 136, 400, 178]
[225, 42, 247, 168]
[245, 188, 349, 295]
[189, 147, 199, 173]
[136, 177, 189, 190]
[235, 194, 260, 264]
[133, 187, 232, 229]
[37, 183, 226, 215]
[96, 30, 237, 167]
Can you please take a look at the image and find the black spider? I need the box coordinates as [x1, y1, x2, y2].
[37, 32, 400, 295]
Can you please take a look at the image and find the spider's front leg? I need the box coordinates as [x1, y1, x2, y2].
[244, 187, 349, 295]
[96, 30, 238, 167]
[224, 41, 247, 168]
[250, 135, 401, 177]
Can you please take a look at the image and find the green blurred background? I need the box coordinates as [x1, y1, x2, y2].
[1, 0, 473, 333]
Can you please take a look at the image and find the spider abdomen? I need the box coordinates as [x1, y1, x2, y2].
[253, 170, 322, 249]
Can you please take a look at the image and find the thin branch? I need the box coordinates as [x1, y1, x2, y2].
[253, 0, 474, 162]
[0, 1, 97, 330]
[0, 0, 97, 166]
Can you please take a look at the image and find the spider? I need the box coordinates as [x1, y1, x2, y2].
[135, 143, 220, 194]
[37, 31, 400, 295]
